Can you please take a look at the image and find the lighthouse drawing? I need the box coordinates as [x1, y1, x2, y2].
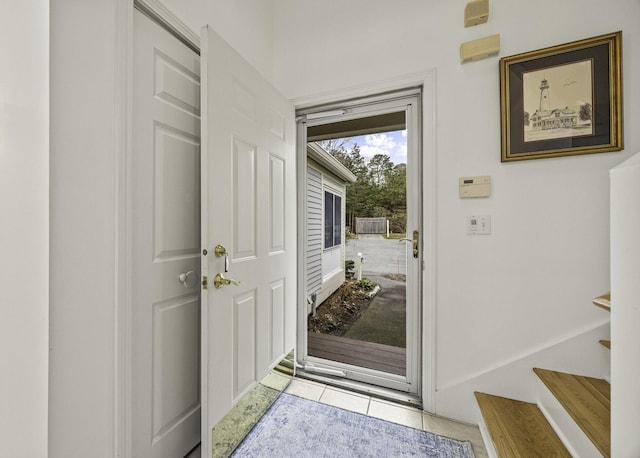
[538, 78, 550, 112]
[523, 60, 592, 142]
[529, 77, 577, 132]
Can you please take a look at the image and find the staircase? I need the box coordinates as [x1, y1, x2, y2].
[476, 294, 611, 457]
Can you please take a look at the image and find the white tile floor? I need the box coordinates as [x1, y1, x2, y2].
[187, 377, 488, 457]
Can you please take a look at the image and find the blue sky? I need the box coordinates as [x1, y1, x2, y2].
[342, 130, 407, 165]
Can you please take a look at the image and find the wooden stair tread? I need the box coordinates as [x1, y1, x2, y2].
[475, 392, 571, 457]
[593, 293, 611, 311]
[534, 368, 610, 457]
[599, 339, 611, 350]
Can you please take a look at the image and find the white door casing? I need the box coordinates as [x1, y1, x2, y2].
[132, 10, 201, 457]
[292, 71, 437, 411]
[200, 25, 296, 454]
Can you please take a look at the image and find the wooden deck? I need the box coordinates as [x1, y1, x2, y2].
[307, 332, 406, 376]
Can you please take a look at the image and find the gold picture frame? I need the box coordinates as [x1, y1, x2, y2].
[500, 31, 623, 162]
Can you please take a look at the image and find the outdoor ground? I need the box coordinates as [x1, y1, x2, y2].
[308, 234, 409, 348]
[307, 279, 376, 336]
[343, 274, 406, 348]
[307, 273, 407, 348]
[345, 234, 408, 277]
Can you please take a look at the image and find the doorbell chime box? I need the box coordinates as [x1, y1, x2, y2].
[460, 34, 500, 62]
[464, 0, 489, 27]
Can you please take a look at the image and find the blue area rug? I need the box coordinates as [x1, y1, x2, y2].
[231, 393, 475, 457]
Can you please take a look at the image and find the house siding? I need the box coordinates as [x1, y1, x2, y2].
[306, 166, 323, 296]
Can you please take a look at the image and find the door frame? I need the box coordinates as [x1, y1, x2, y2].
[114, 1, 201, 457]
[292, 71, 437, 412]
[297, 90, 423, 397]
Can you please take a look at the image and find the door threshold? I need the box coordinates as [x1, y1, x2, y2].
[296, 369, 422, 409]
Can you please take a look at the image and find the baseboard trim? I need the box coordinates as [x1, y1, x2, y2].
[477, 417, 498, 458]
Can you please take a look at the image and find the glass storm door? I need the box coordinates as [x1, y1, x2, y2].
[297, 89, 422, 400]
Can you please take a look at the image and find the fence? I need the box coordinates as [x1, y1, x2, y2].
[355, 217, 386, 234]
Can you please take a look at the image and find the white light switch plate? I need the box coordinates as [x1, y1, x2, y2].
[467, 215, 491, 235]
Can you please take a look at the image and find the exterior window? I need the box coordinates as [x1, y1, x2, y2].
[324, 190, 342, 249]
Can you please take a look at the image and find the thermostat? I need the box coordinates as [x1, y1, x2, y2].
[459, 176, 491, 198]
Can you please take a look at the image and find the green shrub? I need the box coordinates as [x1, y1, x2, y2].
[345, 259, 355, 278]
[356, 278, 375, 290]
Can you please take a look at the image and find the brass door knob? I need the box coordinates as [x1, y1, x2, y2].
[213, 273, 241, 289]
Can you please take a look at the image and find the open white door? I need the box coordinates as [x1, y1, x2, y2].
[200, 26, 296, 455]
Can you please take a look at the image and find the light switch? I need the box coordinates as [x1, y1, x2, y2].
[467, 215, 491, 235]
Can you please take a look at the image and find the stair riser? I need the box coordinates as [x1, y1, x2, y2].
[476, 419, 498, 458]
[534, 376, 603, 457]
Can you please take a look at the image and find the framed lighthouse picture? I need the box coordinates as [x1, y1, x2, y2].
[500, 31, 622, 162]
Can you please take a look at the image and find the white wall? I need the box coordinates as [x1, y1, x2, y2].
[0, 1, 49, 456]
[160, 0, 276, 80]
[50, 1, 118, 455]
[272, 0, 639, 420]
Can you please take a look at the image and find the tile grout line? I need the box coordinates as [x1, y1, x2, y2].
[319, 384, 327, 402]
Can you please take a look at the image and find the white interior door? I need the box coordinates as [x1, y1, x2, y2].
[132, 10, 201, 458]
[200, 25, 296, 455]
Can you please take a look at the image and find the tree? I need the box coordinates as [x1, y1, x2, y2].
[319, 140, 367, 178]
[379, 165, 407, 232]
[316, 139, 408, 234]
[317, 138, 353, 155]
[523, 111, 530, 127]
[367, 153, 394, 185]
[579, 102, 592, 122]
[318, 141, 377, 221]
[379, 164, 406, 212]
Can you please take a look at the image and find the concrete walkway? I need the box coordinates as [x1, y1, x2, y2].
[343, 235, 408, 348]
[343, 274, 406, 347]
[345, 234, 408, 277]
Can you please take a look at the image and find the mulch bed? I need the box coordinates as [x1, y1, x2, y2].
[307, 279, 376, 336]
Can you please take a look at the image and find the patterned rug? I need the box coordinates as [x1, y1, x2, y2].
[231, 393, 475, 457]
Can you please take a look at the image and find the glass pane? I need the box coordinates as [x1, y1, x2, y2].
[307, 123, 409, 377]
[324, 190, 333, 249]
[334, 195, 341, 246]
